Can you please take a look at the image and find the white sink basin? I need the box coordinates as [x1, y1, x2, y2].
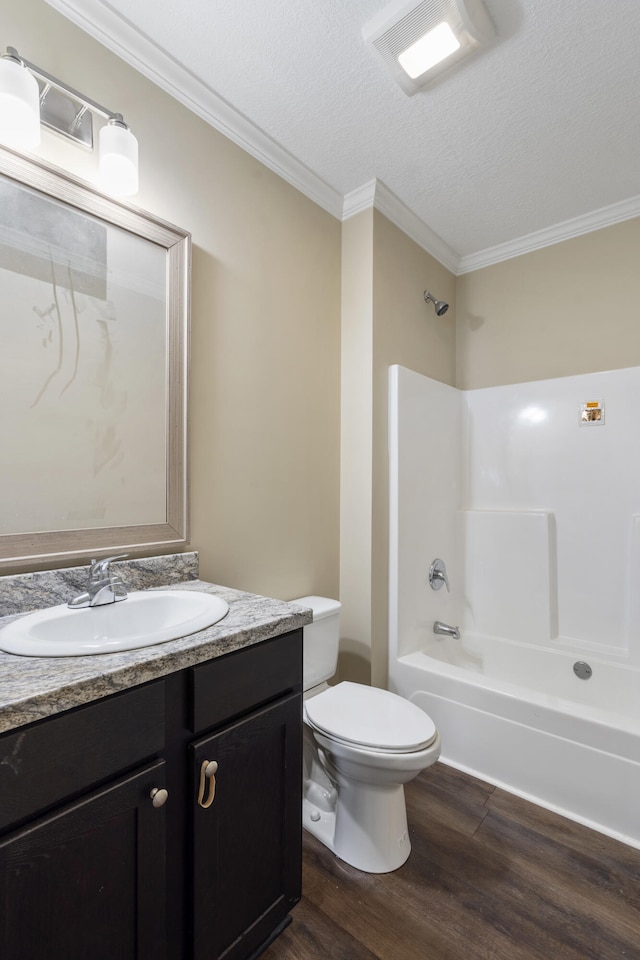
[0, 590, 230, 657]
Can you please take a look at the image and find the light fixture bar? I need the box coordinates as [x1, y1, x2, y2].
[0, 47, 139, 195]
[38, 83, 94, 149]
[5, 46, 123, 148]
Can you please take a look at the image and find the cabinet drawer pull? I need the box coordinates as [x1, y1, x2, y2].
[198, 759, 218, 808]
[150, 787, 168, 808]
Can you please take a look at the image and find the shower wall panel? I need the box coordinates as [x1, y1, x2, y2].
[389, 366, 462, 660]
[465, 367, 640, 656]
[390, 364, 640, 662]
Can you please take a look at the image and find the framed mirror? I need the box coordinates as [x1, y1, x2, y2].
[0, 147, 190, 569]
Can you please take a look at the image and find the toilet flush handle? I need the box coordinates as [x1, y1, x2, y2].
[429, 559, 450, 592]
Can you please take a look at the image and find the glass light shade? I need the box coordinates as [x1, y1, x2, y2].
[398, 22, 461, 79]
[98, 121, 138, 196]
[0, 57, 41, 149]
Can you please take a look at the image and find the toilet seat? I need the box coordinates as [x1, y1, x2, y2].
[305, 681, 437, 753]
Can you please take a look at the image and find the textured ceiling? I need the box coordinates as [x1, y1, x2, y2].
[49, 0, 640, 262]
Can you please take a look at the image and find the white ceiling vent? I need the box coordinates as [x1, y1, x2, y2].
[363, 0, 495, 96]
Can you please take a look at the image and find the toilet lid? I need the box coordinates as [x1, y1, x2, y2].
[305, 681, 437, 752]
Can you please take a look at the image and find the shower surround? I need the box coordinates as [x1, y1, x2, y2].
[388, 364, 640, 847]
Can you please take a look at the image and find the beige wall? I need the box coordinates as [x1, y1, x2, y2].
[4, 0, 342, 600]
[339, 211, 375, 683]
[456, 217, 640, 389]
[339, 209, 456, 686]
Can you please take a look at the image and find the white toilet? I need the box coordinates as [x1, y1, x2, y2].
[293, 596, 441, 874]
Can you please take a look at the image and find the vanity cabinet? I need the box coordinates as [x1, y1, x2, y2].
[0, 760, 167, 960]
[0, 628, 303, 960]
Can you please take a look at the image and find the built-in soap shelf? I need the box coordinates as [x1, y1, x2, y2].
[458, 510, 640, 660]
[457, 510, 556, 645]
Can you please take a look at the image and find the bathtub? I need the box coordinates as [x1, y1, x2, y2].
[389, 634, 640, 848]
[387, 364, 640, 848]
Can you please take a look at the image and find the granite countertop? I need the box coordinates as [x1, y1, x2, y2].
[0, 553, 312, 735]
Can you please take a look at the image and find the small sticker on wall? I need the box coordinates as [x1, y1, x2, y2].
[579, 400, 605, 426]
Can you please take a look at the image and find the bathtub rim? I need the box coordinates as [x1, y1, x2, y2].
[396, 649, 640, 761]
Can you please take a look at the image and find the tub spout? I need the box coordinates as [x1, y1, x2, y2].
[434, 620, 460, 640]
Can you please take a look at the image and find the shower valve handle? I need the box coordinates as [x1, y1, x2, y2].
[429, 559, 450, 592]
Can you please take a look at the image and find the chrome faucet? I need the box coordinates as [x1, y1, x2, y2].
[433, 620, 461, 640]
[68, 555, 128, 608]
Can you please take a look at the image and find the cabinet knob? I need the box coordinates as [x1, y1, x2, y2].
[197, 759, 218, 809]
[150, 787, 169, 808]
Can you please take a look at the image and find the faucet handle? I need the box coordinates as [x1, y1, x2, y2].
[89, 554, 129, 581]
[429, 558, 450, 592]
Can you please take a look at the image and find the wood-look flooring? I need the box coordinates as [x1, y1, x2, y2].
[263, 762, 640, 960]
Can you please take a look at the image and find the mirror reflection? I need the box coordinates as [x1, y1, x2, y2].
[0, 149, 190, 567]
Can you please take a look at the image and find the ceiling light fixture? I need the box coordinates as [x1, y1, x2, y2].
[0, 47, 139, 196]
[398, 22, 460, 78]
[363, 0, 495, 96]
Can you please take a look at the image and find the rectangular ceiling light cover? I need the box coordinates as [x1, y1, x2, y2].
[363, 0, 495, 95]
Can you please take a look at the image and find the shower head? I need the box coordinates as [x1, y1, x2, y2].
[424, 290, 449, 316]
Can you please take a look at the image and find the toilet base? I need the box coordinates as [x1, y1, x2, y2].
[303, 779, 411, 873]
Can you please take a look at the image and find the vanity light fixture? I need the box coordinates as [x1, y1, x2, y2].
[363, 0, 495, 96]
[0, 47, 138, 196]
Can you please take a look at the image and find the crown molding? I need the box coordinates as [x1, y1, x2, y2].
[42, 1, 640, 273]
[343, 179, 461, 275]
[346, 181, 640, 277]
[342, 179, 378, 220]
[44, 0, 344, 219]
[373, 181, 461, 274]
[458, 194, 640, 274]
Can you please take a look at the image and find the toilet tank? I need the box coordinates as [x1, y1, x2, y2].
[291, 596, 341, 691]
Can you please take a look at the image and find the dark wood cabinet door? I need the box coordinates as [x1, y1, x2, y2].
[0, 759, 167, 960]
[191, 694, 302, 960]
